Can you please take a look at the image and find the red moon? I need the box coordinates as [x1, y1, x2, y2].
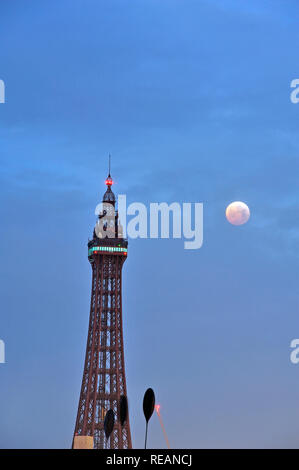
[226, 201, 250, 226]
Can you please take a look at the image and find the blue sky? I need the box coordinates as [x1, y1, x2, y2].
[1, 0, 299, 448]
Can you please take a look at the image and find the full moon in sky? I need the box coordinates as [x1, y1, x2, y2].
[226, 201, 250, 226]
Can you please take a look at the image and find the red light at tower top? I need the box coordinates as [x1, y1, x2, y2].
[105, 175, 113, 186]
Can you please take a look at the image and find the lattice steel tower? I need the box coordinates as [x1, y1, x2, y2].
[74, 167, 132, 449]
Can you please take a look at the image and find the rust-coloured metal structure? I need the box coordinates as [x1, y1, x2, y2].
[74, 169, 132, 449]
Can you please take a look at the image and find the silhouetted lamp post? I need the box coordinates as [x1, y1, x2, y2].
[143, 388, 155, 449]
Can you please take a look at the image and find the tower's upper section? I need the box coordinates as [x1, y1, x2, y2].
[90, 160, 126, 251]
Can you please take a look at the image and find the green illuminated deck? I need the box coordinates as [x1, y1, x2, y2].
[88, 246, 128, 256]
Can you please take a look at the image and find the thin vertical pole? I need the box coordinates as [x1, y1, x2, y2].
[144, 422, 148, 449]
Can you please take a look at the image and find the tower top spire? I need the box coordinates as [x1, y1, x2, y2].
[103, 155, 115, 204]
[105, 154, 113, 186]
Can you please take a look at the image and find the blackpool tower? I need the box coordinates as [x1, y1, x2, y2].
[73, 167, 132, 449]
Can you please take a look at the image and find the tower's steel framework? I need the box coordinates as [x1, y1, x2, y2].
[74, 171, 132, 449]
